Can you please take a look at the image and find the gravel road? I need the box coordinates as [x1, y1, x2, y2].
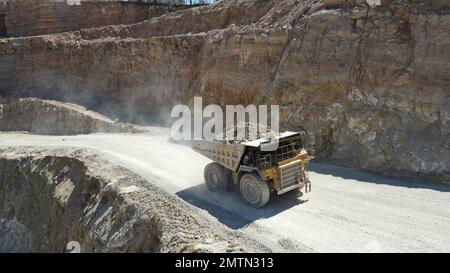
[1, 130, 449, 252]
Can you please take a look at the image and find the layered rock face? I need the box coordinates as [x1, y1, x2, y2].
[0, 0, 448, 180]
[0, 0, 185, 37]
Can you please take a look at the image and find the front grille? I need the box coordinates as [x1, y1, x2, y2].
[279, 160, 302, 189]
[275, 142, 297, 162]
[256, 141, 299, 169]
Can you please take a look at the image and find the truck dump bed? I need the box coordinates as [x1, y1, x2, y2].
[192, 140, 245, 172]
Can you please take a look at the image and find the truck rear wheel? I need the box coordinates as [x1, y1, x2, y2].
[204, 162, 230, 192]
[239, 173, 270, 208]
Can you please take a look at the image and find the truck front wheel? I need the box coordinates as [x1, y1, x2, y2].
[204, 162, 230, 192]
[239, 173, 270, 208]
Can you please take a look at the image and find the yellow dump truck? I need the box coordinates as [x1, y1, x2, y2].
[192, 131, 313, 207]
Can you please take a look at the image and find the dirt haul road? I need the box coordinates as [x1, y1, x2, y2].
[1, 130, 449, 253]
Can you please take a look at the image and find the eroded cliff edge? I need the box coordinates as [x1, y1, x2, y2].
[0, 0, 448, 181]
[0, 147, 264, 252]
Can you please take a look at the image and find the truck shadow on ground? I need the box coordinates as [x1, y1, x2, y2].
[176, 184, 307, 229]
[308, 162, 450, 192]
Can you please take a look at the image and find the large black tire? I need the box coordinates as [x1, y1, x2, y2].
[204, 162, 230, 192]
[239, 173, 270, 208]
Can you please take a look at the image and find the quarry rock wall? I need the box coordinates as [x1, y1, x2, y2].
[0, 0, 448, 181]
[0, 152, 164, 252]
[0, 0, 186, 37]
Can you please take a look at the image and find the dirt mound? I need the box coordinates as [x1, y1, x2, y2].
[0, 98, 147, 134]
[0, 147, 265, 252]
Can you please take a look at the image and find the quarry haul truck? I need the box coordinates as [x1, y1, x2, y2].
[192, 130, 313, 207]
